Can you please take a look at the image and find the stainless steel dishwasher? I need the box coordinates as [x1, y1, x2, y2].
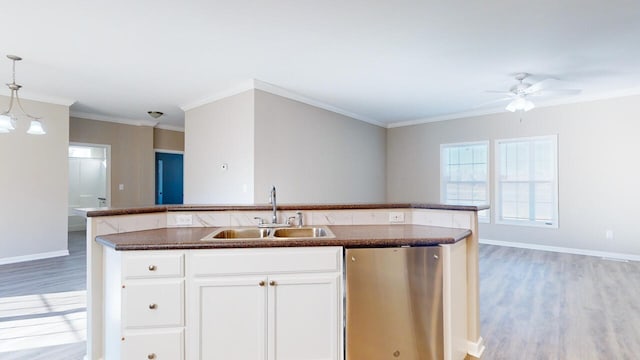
[345, 247, 443, 360]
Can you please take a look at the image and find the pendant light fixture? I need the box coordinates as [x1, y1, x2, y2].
[0, 55, 46, 135]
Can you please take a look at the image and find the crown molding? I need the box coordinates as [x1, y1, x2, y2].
[387, 86, 640, 128]
[387, 107, 507, 128]
[0, 89, 75, 107]
[70, 111, 159, 127]
[179, 79, 255, 111]
[155, 123, 185, 132]
[180, 78, 385, 128]
[252, 79, 385, 127]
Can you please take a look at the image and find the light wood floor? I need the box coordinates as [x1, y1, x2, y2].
[480, 244, 640, 360]
[2, 235, 639, 359]
[0, 231, 86, 360]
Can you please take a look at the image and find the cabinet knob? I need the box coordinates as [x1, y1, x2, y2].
[147, 353, 156, 359]
[269, 280, 276, 286]
[259, 281, 265, 287]
[148, 265, 157, 271]
[148, 303, 157, 310]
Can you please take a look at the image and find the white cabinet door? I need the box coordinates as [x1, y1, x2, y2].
[190, 276, 268, 360]
[269, 273, 342, 360]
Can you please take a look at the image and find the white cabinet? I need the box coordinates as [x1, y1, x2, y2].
[103, 246, 343, 360]
[188, 247, 344, 360]
[268, 273, 341, 360]
[104, 249, 185, 360]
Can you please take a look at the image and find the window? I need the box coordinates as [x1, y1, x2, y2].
[495, 135, 558, 227]
[440, 142, 489, 222]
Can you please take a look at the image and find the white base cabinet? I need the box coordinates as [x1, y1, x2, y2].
[187, 247, 344, 360]
[103, 249, 185, 360]
[103, 246, 343, 360]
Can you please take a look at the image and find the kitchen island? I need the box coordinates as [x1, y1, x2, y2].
[79, 203, 487, 360]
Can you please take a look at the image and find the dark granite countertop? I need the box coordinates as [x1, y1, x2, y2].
[96, 225, 472, 251]
[75, 203, 489, 218]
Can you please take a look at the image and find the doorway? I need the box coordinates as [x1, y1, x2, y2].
[68, 144, 110, 231]
[155, 151, 184, 204]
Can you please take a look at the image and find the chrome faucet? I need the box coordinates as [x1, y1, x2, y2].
[269, 185, 277, 224]
[287, 211, 304, 227]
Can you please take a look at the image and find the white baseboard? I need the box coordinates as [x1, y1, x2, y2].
[467, 336, 486, 358]
[0, 250, 70, 265]
[480, 238, 640, 262]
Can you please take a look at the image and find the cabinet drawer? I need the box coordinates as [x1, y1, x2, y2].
[123, 251, 184, 279]
[122, 329, 184, 360]
[123, 280, 184, 328]
[190, 246, 342, 276]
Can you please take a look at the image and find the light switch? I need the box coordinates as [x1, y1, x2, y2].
[118, 184, 124, 191]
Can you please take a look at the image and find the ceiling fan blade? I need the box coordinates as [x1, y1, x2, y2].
[529, 89, 582, 97]
[485, 90, 514, 95]
[523, 78, 557, 94]
[474, 97, 514, 108]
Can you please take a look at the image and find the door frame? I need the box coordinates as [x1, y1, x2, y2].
[69, 142, 112, 208]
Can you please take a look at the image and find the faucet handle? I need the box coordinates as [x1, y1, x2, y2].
[253, 217, 265, 226]
[295, 211, 303, 227]
[287, 216, 296, 226]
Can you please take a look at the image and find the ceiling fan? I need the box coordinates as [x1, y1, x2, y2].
[486, 73, 582, 112]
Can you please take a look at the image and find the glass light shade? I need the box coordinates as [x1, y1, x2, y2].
[506, 97, 535, 112]
[26, 119, 46, 135]
[522, 99, 535, 111]
[0, 126, 9, 133]
[0, 113, 16, 131]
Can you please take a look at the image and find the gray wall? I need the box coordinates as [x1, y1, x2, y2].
[154, 128, 185, 152]
[183, 89, 386, 205]
[70, 117, 155, 207]
[254, 90, 386, 204]
[0, 96, 69, 262]
[387, 95, 640, 255]
[184, 90, 255, 204]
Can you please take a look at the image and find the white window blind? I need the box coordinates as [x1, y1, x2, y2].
[495, 135, 558, 227]
[440, 142, 489, 222]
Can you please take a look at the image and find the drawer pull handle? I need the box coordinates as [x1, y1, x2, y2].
[149, 303, 157, 310]
[148, 265, 157, 271]
[259, 281, 265, 287]
[148, 353, 156, 359]
[269, 280, 276, 286]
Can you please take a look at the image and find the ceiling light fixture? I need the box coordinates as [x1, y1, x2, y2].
[0, 55, 46, 135]
[505, 96, 535, 112]
[147, 111, 164, 119]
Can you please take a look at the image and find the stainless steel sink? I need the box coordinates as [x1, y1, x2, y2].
[202, 227, 270, 240]
[201, 226, 334, 241]
[272, 227, 332, 238]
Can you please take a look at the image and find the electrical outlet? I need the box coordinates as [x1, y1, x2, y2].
[389, 212, 405, 223]
[176, 214, 193, 226]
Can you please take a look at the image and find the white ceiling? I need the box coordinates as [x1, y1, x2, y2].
[1, 0, 639, 130]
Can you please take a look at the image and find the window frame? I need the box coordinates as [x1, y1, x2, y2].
[494, 135, 559, 228]
[440, 140, 490, 223]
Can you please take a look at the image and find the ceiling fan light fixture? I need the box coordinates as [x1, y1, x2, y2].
[506, 97, 535, 112]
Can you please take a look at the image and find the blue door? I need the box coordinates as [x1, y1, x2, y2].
[156, 152, 184, 204]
